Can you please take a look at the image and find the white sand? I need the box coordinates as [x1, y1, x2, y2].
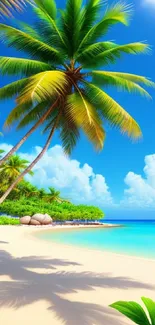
[0, 225, 155, 325]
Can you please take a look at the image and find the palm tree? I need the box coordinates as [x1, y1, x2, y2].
[46, 187, 62, 203]
[0, 154, 33, 183]
[37, 188, 47, 200]
[0, 0, 28, 17]
[0, 0, 153, 203]
[17, 180, 38, 198]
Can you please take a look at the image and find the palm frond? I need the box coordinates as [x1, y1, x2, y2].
[33, 0, 56, 20]
[84, 82, 142, 139]
[16, 102, 49, 129]
[66, 92, 105, 150]
[77, 2, 132, 52]
[0, 78, 29, 101]
[77, 41, 116, 63]
[91, 70, 154, 98]
[33, 6, 66, 51]
[60, 0, 83, 57]
[17, 71, 68, 105]
[79, 0, 104, 41]
[79, 42, 150, 68]
[60, 105, 80, 155]
[4, 101, 33, 128]
[0, 57, 52, 76]
[0, 0, 28, 17]
[0, 24, 62, 64]
[16, 20, 41, 40]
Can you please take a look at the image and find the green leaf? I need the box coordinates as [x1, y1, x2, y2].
[4, 102, 33, 128]
[84, 82, 142, 139]
[61, 0, 83, 57]
[16, 102, 49, 130]
[59, 107, 80, 155]
[17, 71, 68, 105]
[91, 71, 153, 98]
[0, 57, 52, 77]
[77, 41, 116, 63]
[142, 297, 155, 325]
[79, 0, 104, 40]
[66, 92, 105, 151]
[33, 2, 65, 49]
[0, 24, 62, 64]
[0, 78, 29, 101]
[33, 0, 57, 20]
[78, 2, 132, 52]
[110, 301, 151, 325]
[79, 42, 150, 68]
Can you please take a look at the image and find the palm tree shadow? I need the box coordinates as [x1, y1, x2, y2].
[0, 241, 9, 244]
[0, 250, 154, 325]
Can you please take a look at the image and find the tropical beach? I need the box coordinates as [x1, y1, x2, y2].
[0, 225, 155, 325]
[1, 0, 155, 324]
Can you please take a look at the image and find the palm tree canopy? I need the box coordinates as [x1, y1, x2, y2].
[0, 155, 34, 180]
[0, 0, 154, 154]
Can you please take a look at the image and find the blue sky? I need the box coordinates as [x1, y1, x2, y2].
[0, 0, 155, 219]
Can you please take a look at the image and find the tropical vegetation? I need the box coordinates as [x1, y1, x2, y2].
[0, 153, 33, 193]
[0, 149, 103, 220]
[110, 297, 155, 325]
[0, 198, 103, 220]
[0, 0, 153, 203]
[0, 216, 20, 225]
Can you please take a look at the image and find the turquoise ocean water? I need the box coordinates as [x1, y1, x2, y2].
[38, 221, 155, 259]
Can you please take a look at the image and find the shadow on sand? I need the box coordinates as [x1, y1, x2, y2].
[0, 249, 154, 325]
[0, 241, 9, 244]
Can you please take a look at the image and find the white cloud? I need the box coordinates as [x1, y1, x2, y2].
[142, 0, 155, 6]
[144, 0, 155, 3]
[0, 143, 114, 207]
[1, 142, 155, 209]
[121, 154, 155, 208]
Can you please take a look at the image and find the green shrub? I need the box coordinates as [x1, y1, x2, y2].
[0, 199, 104, 221]
[0, 216, 20, 225]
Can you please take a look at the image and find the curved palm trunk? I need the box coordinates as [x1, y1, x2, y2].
[0, 101, 57, 167]
[0, 112, 60, 204]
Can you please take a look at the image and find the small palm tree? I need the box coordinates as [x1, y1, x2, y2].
[110, 297, 155, 325]
[0, 155, 33, 183]
[17, 180, 38, 198]
[46, 187, 62, 203]
[37, 188, 47, 200]
[0, 0, 154, 203]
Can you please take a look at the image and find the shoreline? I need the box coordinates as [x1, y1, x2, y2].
[0, 226, 155, 325]
[32, 226, 155, 263]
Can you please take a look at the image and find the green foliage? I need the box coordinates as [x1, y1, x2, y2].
[0, 199, 104, 221]
[0, 154, 104, 221]
[110, 297, 155, 325]
[0, 216, 20, 225]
